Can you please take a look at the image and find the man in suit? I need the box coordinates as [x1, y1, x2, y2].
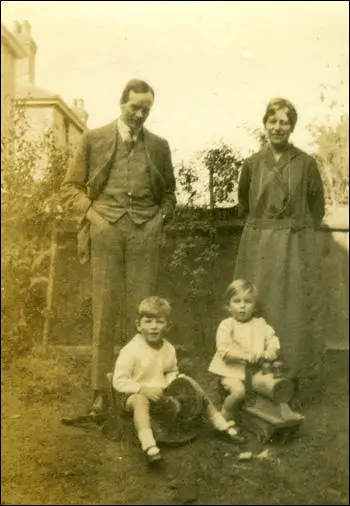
[61, 79, 176, 418]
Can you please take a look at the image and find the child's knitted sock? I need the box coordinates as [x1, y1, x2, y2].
[210, 411, 234, 431]
[220, 407, 234, 423]
[138, 428, 157, 451]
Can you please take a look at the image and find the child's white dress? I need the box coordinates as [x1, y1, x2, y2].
[208, 316, 280, 381]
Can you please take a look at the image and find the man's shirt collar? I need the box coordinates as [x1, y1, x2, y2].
[117, 117, 142, 143]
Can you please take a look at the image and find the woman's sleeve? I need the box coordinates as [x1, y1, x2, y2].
[307, 157, 325, 227]
[237, 159, 251, 218]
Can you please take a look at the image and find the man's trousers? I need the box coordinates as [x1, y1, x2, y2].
[90, 212, 164, 391]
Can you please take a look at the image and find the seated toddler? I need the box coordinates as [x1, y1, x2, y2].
[208, 279, 280, 423]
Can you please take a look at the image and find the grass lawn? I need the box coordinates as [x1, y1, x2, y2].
[2, 348, 348, 505]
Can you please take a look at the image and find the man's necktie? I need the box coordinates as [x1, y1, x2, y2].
[124, 130, 135, 153]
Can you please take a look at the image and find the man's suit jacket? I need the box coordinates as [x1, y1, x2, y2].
[61, 121, 177, 263]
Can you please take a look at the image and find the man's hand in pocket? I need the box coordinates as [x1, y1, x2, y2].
[86, 207, 109, 230]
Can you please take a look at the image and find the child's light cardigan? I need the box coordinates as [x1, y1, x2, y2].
[208, 316, 280, 381]
[112, 334, 179, 394]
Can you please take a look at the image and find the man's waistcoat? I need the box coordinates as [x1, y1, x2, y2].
[92, 132, 159, 224]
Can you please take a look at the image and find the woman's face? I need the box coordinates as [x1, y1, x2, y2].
[264, 107, 293, 148]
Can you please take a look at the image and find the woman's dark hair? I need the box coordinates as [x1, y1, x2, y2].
[263, 98, 298, 130]
[120, 79, 155, 104]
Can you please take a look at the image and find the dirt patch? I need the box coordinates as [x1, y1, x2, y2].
[2, 349, 348, 505]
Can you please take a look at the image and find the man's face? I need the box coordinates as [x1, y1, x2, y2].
[120, 90, 154, 131]
[137, 315, 168, 346]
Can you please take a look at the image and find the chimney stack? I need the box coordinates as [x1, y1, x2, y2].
[13, 20, 37, 84]
[72, 98, 89, 126]
[13, 21, 21, 34]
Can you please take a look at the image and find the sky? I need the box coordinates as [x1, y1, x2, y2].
[2, 1, 349, 165]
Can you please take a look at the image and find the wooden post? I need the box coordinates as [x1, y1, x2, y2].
[42, 219, 58, 354]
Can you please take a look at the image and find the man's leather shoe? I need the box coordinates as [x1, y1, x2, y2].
[90, 393, 109, 414]
[61, 411, 108, 427]
[61, 392, 110, 428]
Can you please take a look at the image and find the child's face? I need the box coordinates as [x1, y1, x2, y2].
[228, 291, 256, 322]
[137, 315, 168, 346]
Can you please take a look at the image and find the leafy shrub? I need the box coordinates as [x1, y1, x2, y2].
[166, 142, 244, 345]
[310, 116, 349, 206]
[309, 83, 349, 206]
[1, 102, 73, 364]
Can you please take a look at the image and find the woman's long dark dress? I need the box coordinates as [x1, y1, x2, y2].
[234, 144, 325, 380]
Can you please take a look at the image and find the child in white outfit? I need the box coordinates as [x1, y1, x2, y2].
[113, 296, 245, 465]
[209, 279, 280, 423]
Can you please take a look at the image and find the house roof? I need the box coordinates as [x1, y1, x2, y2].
[16, 82, 59, 100]
[15, 82, 86, 132]
[1, 23, 29, 58]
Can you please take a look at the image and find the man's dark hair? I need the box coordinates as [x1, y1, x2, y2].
[120, 79, 155, 104]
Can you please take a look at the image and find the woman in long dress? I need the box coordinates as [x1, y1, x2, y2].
[234, 98, 326, 400]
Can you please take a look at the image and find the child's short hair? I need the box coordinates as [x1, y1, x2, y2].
[225, 279, 258, 304]
[137, 296, 172, 320]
